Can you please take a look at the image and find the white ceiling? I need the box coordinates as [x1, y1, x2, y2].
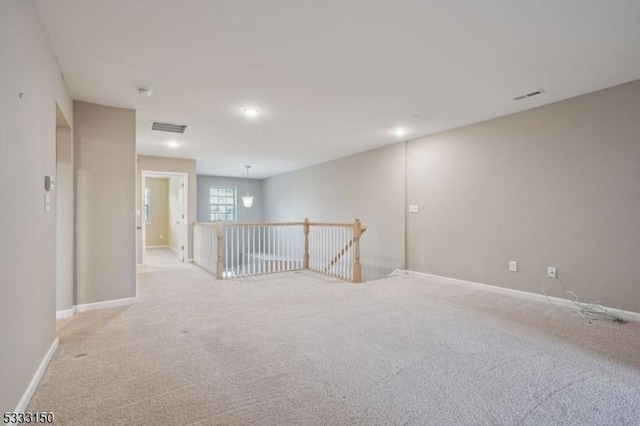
[33, 0, 640, 178]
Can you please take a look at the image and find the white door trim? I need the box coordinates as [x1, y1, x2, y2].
[141, 170, 189, 265]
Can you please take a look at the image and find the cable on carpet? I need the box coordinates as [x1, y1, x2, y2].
[541, 275, 625, 324]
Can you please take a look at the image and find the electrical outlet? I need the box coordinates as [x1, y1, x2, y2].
[509, 261, 518, 272]
[547, 266, 557, 278]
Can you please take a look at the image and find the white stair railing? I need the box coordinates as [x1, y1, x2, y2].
[193, 219, 366, 282]
[221, 222, 305, 278]
[193, 222, 220, 277]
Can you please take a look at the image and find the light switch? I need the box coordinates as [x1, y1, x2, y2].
[44, 175, 55, 192]
[409, 204, 419, 213]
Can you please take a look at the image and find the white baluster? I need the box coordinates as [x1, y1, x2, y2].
[321, 226, 325, 273]
[278, 226, 282, 272]
[331, 226, 335, 276]
[343, 227, 347, 280]
[350, 227, 354, 281]
[289, 226, 292, 270]
[225, 227, 229, 277]
[268, 226, 272, 273]
[259, 226, 263, 273]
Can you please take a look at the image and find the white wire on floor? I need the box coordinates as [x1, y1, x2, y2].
[541, 275, 624, 324]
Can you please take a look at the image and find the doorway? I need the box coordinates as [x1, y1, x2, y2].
[55, 104, 74, 325]
[141, 171, 189, 265]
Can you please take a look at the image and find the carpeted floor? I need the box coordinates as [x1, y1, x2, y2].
[28, 248, 640, 425]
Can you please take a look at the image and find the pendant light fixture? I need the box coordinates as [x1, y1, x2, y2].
[241, 165, 254, 208]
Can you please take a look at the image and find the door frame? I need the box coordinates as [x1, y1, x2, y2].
[141, 170, 189, 265]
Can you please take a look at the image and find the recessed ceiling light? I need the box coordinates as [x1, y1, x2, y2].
[137, 87, 153, 97]
[393, 128, 408, 137]
[167, 141, 179, 149]
[242, 108, 260, 118]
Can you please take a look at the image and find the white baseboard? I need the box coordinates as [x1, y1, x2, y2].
[146, 245, 169, 249]
[391, 269, 640, 322]
[56, 305, 76, 319]
[13, 338, 58, 416]
[75, 297, 138, 313]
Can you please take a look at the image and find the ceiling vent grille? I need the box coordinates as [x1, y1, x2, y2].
[151, 121, 188, 133]
[513, 89, 545, 101]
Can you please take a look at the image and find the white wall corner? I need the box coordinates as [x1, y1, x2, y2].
[13, 338, 59, 415]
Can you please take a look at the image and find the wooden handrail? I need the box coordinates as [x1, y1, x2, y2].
[306, 222, 355, 228]
[195, 221, 306, 227]
[194, 221, 357, 228]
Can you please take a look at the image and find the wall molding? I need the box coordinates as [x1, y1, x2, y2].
[75, 297, 138, 313]
[13, 338, 58, 416]
[55, 305, 76, 319]
[145, 245, 169, 249]
[56, 297, 137, 321]
[390, 269, 640, 322]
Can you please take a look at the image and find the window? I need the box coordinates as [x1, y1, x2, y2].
[143, 186, 151, 223]
[210, 186, 236, 221]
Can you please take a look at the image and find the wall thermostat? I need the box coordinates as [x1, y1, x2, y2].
[45, 176, 55, 192]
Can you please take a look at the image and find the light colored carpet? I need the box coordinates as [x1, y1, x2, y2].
[29, 248, 640, 425]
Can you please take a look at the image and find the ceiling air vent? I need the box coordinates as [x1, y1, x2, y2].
[513, 89, 545, 101]
[151, 121, 188, 134]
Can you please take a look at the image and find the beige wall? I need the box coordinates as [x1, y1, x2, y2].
[261, 80, 640, 313]
[145, 178, 169, 246]
[136, 156, 196, 263]
[56, 126, 74, 311]
[407, 79, 640, 313]
[0, 0, 73, 412]
[263, 143, 407, 280]
[74, 101, 136, 305]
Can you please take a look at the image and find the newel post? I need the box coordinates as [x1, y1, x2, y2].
[215, 222, 223, 280]
[353, 219, 362, 283]
[303, 218, 310, 269]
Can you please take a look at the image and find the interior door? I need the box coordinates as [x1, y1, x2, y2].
[177, 176, 185, 262]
